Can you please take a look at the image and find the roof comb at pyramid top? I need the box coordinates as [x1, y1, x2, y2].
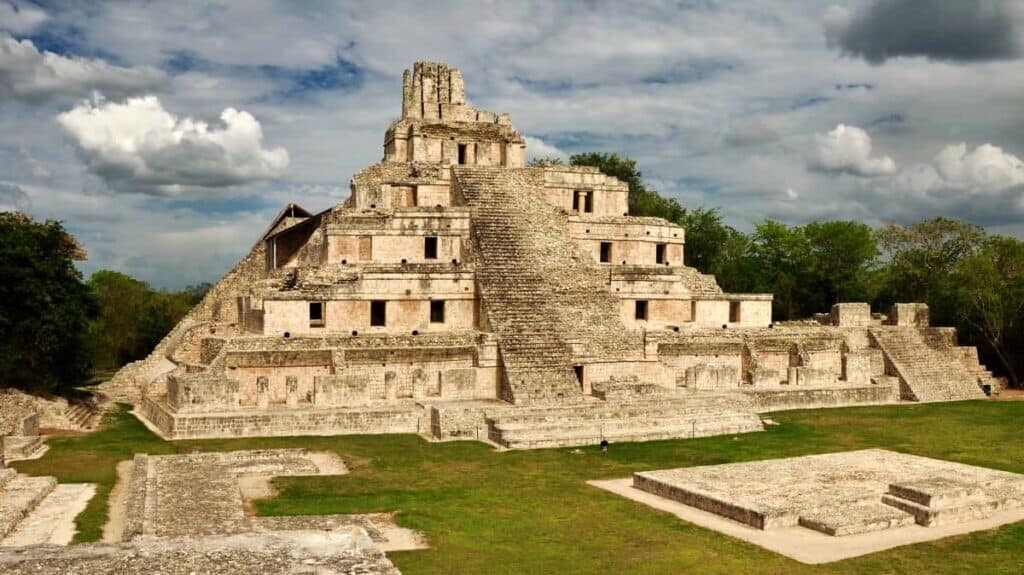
[400, 61, 510, 125]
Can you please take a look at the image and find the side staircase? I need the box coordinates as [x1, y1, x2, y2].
[454, 166, 643, 404]
[64, 401, 101, 430]
[486, 395, 763, 449]
[0, 468, 57, 541]
[882, 479, 1022, 526]
[869, 327, 986, 402]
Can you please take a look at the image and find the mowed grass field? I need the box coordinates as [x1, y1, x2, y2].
[13, 401, 1024, 575]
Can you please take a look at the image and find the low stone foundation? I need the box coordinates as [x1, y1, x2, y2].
[742, 383, 897, 412]
[140, 396, 425, 439]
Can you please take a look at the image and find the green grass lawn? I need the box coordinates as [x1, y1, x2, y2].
[12, 401, 1024, 574]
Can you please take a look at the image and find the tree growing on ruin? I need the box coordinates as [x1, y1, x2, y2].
[944, 236, 1024, 387]
[0, 212, 97, 393]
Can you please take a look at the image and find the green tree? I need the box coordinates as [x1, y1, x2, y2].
[749, 220, 813, 320]
[944, 236, 1024, 387]
[87, 270, 198, 369]
[569, 152, 685, 222]
[677, 207, 734, 277]
[804, 221, 879, 307]
[876, 217, 984, 304]
[0, 212, 97, 393]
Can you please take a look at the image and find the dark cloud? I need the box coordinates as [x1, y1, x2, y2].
[0, 181, 30, 211]
[826, 0, 1022, 63]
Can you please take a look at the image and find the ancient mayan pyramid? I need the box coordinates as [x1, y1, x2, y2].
[106, 62, 992, 448]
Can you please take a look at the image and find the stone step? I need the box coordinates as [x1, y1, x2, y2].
[880, 492, 1013, 527]
[869, 328, 985, 402]
[494, 410, 759, 436]
[492, 413, 763, 449]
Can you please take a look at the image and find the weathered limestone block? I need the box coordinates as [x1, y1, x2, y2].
[401, 69, 417, 118]
[256, 376, 269, 409]
[169, 373, 241, 413]
[751, 367, 781, 387]
[831, 302, 872, 327]
[843, 350, 874, 385]
[889, 303, 929, 327]
[787, 366, 834, 386]
[314, 374, 370, 406]
[685, 364, 738, 390]
[449, 69, 465, 104]
[285, 376, 299, 408]
[440, 368, 477, 398]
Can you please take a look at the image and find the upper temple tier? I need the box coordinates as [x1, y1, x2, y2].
[106, 61, 993, 446]
[385, 61, 526, 166]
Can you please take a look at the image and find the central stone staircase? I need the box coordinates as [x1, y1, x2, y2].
[454, 166, 643, 404]
[869, 327, 986, 402]
[486, 395, 763, 449]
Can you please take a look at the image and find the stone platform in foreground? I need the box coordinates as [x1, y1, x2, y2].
[634, 449, 1024, 535]
[0, 529, 400, 575]
[594, 449, 1024, 563]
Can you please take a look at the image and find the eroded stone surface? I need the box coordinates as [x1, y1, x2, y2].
[633, 449, 1024, 536]
[0, 529, 401, 575]
[0, 483, 95, 546]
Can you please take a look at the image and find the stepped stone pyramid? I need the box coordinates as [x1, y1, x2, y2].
[105, 62, 991, 448]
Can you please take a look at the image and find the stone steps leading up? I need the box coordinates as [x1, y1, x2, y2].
[486, 397, 762, 449]
[869, 327, 986, 402]
[0, 474, 58, 540]
[455, 166, 643, 404]
[65, 403, 99, 430]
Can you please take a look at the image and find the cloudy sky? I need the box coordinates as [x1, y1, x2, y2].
[2, 1, 1023, 289]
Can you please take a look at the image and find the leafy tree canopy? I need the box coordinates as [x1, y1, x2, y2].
[0, 212, 96, 392]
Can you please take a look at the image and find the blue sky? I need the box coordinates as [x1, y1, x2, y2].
[1, 0, 1023, 289]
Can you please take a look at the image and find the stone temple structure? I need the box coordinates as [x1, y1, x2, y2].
[107, 61, 997, 447]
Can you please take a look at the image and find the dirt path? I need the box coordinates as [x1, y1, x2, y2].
[101, 460, 133, 542]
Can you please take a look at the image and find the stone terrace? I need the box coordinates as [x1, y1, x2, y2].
[633, 449, 1024, 536]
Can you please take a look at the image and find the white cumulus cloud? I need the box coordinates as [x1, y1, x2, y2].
[814, 123, 897, 177]
[56, 95, 289, 196]
[0, 33, 167, 103]
[525, 135, 568, 164]
[933, 142, 1024, 191]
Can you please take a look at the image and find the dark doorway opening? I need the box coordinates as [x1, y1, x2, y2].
[635, 300, 648, 321]
[430, 300, 446, 323]
[370, 300, 387, 326]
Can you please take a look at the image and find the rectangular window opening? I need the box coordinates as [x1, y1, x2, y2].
[584, 191, 594, 213]
[430, 300, 446, 323]
[573, 365, 584, 386]
[635, 300, 649, 321]
[572, 191, 580, 212]
[729, 301, 741, 323]
[599, 242, 612, 263]
[370, 300, 387, 327]
[656, 243, 667, 264]
[424, 236, 438, 259]
[309, 301, 324, 327]
[457, 144, 467, 165]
